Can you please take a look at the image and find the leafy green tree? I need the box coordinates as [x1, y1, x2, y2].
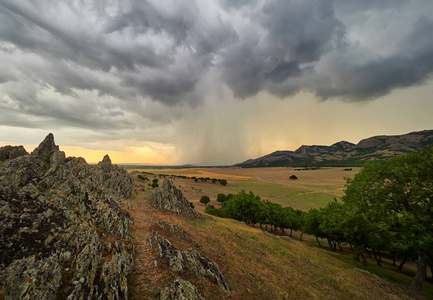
[217, 193, 227, 203]
[211, 178, 217, 183]
[342, 147, 433, 291]
[303, 209, 326, 247]
[219, 179, 228, 186]
[200, 195, 210, 206]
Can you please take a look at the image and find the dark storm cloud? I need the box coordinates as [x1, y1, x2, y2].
[313, 15, 433, 100]
[219, 0, 345, 98]
[0, 0, 433, 132]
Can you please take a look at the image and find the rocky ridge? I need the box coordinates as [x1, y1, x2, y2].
[0, 134, 135, 299]
[236, 129, 433, 167]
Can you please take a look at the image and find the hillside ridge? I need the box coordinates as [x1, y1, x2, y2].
[236, 129, 433, 167]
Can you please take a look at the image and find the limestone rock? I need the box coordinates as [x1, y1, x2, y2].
[150, 179, 202, 218]
[160, 278, 205, 300]
[0, 145, 28, 162]
[0, 134, 135, 299]
[149, 232, 229, 291]
[156, 220, 186, 233]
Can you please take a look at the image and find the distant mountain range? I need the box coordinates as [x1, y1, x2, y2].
[236, 130, 433, 167]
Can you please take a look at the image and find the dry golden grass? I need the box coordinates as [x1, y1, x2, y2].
[128, 178, 432, 300]
[130, 167, 361, 212]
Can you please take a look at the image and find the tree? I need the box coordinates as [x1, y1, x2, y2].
[200, 195, 210, 206]
[217, 193, 227, 203]
[219, 179, 228, 186]
[342, 147, 433, 291]
[211, 178, 217, 183]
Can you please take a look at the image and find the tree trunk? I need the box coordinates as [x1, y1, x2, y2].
[398, 255, 408, 271]
[409, 253, 429, 291]
[290, 228, 293, 238]
[281, 228, 285, 236]
[365, 248, 372, 258]
[429, 262, 433, 280]
[300, 232, 304, 241]
[260, 223, 263, 230]
[372, 249, 382, 266]
[338, 243, 343, 252]
[327, 239, 332, 251]
[316, 237, 322, 247]
[349, 243, 353, 251]
[392, 256, 396, 266]
[355, 246, 368, 266]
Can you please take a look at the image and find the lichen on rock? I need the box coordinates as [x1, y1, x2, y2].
[150, 179, 202, 218]
[0, 133, 135, 299]
[160, 278, 205, 300]
[148, 232, 229, 291]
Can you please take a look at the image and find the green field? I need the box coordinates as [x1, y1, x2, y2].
[130, 167, 361, 212]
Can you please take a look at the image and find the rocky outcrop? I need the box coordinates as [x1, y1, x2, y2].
[150, 179, 202, 218]
[160, 278, 205, 300]
[148, 232, 229, 291]
[0, 134, 135, 299]
[0, 145, 28, 162]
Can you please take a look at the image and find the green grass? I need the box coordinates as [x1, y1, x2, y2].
[227, 180, 333, 210]
[326, 250, 433, 298]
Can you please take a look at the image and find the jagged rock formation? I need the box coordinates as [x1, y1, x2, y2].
[156, 220, 186, 234]
[0, 133, 135, 299]
[236, 129, 433, 167]
[160, 278, 205, 300]
[150, 179, 203, 218]
[148, 232, 229, 291]
[0, 145, 28, 162]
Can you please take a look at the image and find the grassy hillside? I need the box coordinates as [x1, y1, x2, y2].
[128, 183, 433, 299]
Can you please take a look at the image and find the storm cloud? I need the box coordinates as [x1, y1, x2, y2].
[1, 0, 433, 163]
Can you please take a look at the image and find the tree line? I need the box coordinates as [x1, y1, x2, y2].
[206, 146, 433, 292]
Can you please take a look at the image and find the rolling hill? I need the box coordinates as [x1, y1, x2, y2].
[236, 130, 433, 167]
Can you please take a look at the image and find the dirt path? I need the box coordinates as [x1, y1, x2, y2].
[127, 187, 169, 299]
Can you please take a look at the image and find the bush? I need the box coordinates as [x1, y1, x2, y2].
[137, 174, 147, 181]
[152, 178, 159, 184]
[219, 179, 228, 186]
[200, 195, 210, 206]
[217, 193, 227, 203]
[151, 182, 159, 188]
[289, 175, 298, 180]
[189, 202, 195, 209]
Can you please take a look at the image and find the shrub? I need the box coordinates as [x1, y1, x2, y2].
[200, 195, 210, 206]
[137, 174, 147, 181]
[289, 175, 298, 180]
[217, 193, 227, 203]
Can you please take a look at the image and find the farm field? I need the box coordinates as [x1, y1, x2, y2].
[129, 167, 361, 212]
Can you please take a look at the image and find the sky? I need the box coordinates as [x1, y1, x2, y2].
[0, 0, 433, 165]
